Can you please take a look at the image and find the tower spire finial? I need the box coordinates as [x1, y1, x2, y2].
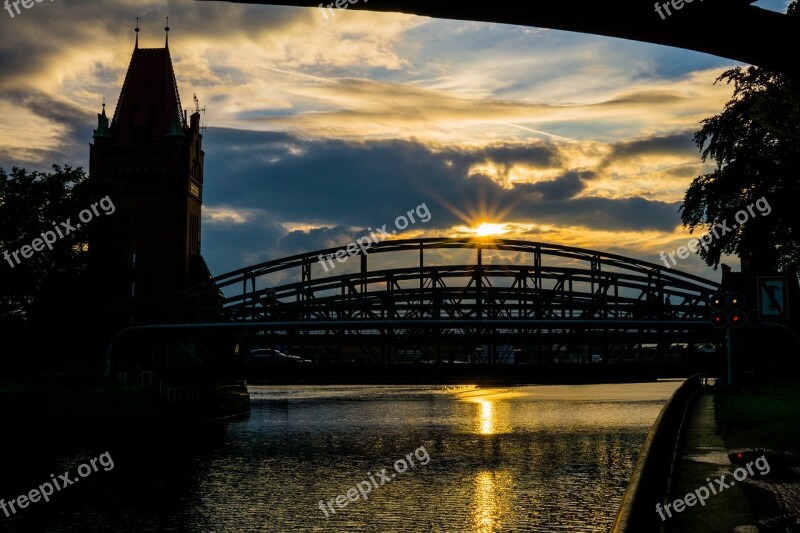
[135, 17, 139, 49]
[165, 16, 169, 48]
[94, 96, 111, 139]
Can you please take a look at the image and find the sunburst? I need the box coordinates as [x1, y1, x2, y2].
[473, 222, 507, 237]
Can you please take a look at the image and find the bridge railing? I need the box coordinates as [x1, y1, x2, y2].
[140, 371, 201, 404]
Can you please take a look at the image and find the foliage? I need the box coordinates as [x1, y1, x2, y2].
[0, 165, 130, 369]
[681, 2, 800, 272]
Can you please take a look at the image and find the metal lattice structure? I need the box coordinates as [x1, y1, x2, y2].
[160, 238, 720, 363]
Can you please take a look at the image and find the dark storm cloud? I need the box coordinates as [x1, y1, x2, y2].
[587, 130, 697, 174]
[0, 0, 300, 86]
[609, 131, 695, 159]
[520, 170, 596, 201]
[201, 208, 288, 272]
[0, 90, 90, 171]
[0, 0, 302, 171]
[663, 163, 705, 178]
[449, 142, 562, 169]
[599, 91, 685, 107]
[524, 196, 681, 231]
[203, 128, 679, 232]
[20, 90, 91, 146]
[278, 225, 358, 254]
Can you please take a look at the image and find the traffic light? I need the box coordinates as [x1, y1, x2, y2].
[711, 310, 727, 329]
[709, 292, 747, 328]
[729, 310, 746, 328]
[728, 292, 745, 309]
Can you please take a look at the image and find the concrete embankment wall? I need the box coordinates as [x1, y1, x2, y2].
[0, 380, 162, 425]
[612, 373, 704, 532]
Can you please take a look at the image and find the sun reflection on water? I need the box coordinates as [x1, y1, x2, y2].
[456, 388, 520, 435]
[471, 470, 513, 532]
[478, 399, 494, 435]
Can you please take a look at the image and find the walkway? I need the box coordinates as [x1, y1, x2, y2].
[668, 393, 759, 532]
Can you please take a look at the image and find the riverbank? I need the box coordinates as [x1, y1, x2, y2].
[242, 362, 705, 385]
[715, 380, 800, 530]
[667, 379, 800, 532]
[0, 375, 161, 424]
[0, 374, 250, 427]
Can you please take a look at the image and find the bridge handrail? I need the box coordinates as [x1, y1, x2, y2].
[140, 371, 204, 404]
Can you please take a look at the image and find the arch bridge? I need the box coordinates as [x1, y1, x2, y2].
[161, 238, 720, 364]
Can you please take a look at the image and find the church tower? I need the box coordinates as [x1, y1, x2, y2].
[90, 20, 209, 305]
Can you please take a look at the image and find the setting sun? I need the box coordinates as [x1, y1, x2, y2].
[473, 223, 507, 237]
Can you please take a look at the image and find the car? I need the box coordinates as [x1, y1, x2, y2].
[247, 348, 312, 365]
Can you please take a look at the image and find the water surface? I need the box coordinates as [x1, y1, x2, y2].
[1, 381, 681, 532]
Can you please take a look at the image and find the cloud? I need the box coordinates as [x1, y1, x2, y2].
[204, 129, 680, 229]
[0, 0, 737, 282]
[522, 170, 596, 201]
[608, 131, 696, 160]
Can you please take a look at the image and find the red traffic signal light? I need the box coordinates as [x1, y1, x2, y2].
[709, 291, 748, 327]
[728, 293, 745, 309]
[729, 310, 746, 328]
[710, 293, 726, 310]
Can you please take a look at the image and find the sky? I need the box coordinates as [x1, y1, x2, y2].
[0, 0, 792, 283]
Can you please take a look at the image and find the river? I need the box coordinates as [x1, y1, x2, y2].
[1, 381, 681, 532]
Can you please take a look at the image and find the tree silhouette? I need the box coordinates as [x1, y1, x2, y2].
[0, 165, 131, 370]
[681, 1, 800, 273]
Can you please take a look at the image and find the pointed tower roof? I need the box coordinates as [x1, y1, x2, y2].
[110, 25, 184, 147]
[167, 109, 185, 138]
[93, 100, 111, 139]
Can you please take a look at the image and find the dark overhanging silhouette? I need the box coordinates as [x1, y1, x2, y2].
[197, 0, 799, 75]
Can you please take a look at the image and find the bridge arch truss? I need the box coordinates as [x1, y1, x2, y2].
[163, 238, 721, 363]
